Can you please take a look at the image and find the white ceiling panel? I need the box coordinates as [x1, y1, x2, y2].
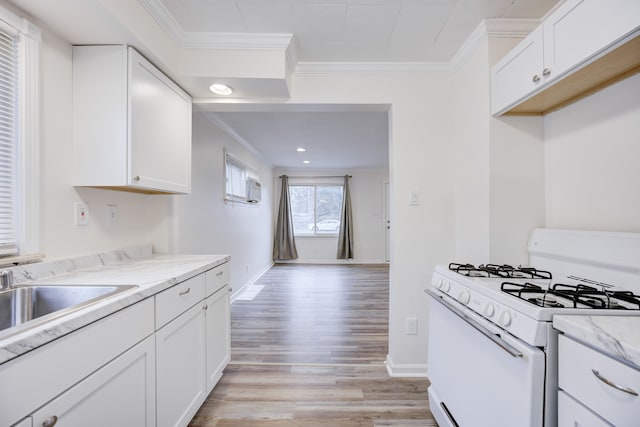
[292, 3, 348, 42]
[211, 111, 389, 169]
[237, 0, 295, 33]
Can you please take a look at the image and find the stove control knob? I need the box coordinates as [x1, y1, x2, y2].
[458, 290, 470, 305]
[499, 311, 512, 327]
[483, 303, 495, 317]
[442, 281, 451, 292]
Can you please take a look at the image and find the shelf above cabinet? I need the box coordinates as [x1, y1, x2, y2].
[502, 32, 640, 115]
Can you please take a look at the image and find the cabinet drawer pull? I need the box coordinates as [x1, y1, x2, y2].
[532, 74, 540, 83]
[216, 271, 224, 277]
[542, 68, 551, 77]
[592, 369, 638, 396]
[179, 287, 191, 296]
[42, 415, 58, 427]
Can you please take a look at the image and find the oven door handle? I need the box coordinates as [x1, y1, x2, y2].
[426, 289, 524, 358]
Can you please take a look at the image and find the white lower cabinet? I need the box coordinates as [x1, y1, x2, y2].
[558, 335, 640, 426]
[558, 390, 611, 427]
[156, 302, 207, 427]
[3, 261, 231, 427]
[155, 263, 231, 427]
[205, 284, 231, 393]
[30, 335, 156, 427]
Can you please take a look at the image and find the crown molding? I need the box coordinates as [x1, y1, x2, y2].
[448, 18, 538, 70]
[139, 0, 293, 51]
[295, 61, 451, 76]
[203, 113, 266, 161]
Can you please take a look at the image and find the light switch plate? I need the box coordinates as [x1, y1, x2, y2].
[74, 202, 90, 226]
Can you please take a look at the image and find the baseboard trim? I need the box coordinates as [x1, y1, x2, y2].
[385, 354, 429, 378]
[274, 259, 388, 265]
[230, 262, 273, 303]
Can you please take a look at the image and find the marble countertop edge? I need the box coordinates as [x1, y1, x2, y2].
[554, 315, 640, 370]
[0, 248, 230, 365]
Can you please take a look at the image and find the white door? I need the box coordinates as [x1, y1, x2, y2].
[205, 285, 231, 393]
[31, 336, 156, 427]
[156, 303, 206, 427]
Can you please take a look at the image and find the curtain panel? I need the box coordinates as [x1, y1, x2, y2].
[273, 175, 298, 260]
[337, 175, 354, 259]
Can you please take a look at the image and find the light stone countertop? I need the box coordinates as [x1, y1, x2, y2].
[553, 315, 640, 370]
[0, 245, 230, 365]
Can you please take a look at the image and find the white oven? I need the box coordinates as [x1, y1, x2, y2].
[428, 290, 546, 427]
[426, 229, 640, 427]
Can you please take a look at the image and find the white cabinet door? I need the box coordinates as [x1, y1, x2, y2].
[72, 45, 192, 194]
[156, 302, 207, 427]
[205, 284, 231, 393]
[491, 26, 544, 115]
[543, 0, 640, 82]
[30, 335, 156, 427]
[129, 48, 192, 194]
[558, 390, 612, 427]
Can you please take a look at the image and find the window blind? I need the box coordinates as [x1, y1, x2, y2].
[0, 27, 18, 255]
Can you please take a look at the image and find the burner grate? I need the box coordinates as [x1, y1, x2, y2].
[500, 281, 640, 310]
[449, 263, 552, 279]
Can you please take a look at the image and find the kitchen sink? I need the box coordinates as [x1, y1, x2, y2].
[0, 284, 137, 340]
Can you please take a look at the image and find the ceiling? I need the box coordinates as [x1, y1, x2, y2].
[151, 0, 557, 63]
[11, 0, 558, 170]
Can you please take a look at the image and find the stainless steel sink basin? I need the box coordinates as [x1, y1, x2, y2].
[0, 284, 137, 339]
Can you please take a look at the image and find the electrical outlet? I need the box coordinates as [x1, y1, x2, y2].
[406, 317, 418, 335]
[74, 202, 90, 226]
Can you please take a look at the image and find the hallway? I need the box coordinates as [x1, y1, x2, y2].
[189, 264, 435, 426]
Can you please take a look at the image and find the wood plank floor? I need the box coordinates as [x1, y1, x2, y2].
[189, 264, 435, 427]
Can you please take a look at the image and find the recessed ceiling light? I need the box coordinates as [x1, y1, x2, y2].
[296, 147, 306, 152]
[209, 83, 233, 96]
[303, 160, 311, 164]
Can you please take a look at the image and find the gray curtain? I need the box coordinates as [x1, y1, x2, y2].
[337, 175, 354, 259]
[273, 175, 298, 260]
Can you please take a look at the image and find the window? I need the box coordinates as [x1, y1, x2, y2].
[289, 185, 343, 236]
[0, 8, 40, 259]
[224, 151, 258, 204]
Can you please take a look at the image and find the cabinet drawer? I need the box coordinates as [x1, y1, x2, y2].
[558, 335, 640, 426]
[155, 274, 206, 330]
[206, 263, 229, 296]
[558, 390, 612, 427]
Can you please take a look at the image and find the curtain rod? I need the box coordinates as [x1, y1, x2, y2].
[278, 175, 351, 179]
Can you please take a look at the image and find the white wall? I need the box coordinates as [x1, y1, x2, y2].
[284, 72, 455, 375]
[37, 23, 173, 259]
[451, 34, 545, 267]
[176, 113, 274, 297]
[274, 168, 389, 264]
[544, 73, 640, 232]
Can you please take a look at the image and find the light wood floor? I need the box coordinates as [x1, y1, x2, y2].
[189, 264, 435, 427]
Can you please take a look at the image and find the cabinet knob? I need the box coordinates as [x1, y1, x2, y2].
[42, 416, 58, 427]
[542, 68, 551, 77]
[532, 75, 540, 83]
[133, 175, 141, 182]
[203, 304, 208, 310]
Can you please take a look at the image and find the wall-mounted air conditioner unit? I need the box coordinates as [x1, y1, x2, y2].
[246, 177, 261, 203]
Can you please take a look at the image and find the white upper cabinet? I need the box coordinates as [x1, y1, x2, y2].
[543, 0, 640, 81]
[73, 46, 192, 194]
[492, 0, 640, 116]
[491, 26, 545, 114]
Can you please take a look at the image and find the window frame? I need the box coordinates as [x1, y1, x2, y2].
[223, 150, 258, 205]
[0, 6, 40, 260]
[288, 183, 344, 237]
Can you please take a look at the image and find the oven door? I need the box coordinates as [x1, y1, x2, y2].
[427, 290, 545, 427]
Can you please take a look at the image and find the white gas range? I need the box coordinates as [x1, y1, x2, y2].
[426, 229, 640, 427]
